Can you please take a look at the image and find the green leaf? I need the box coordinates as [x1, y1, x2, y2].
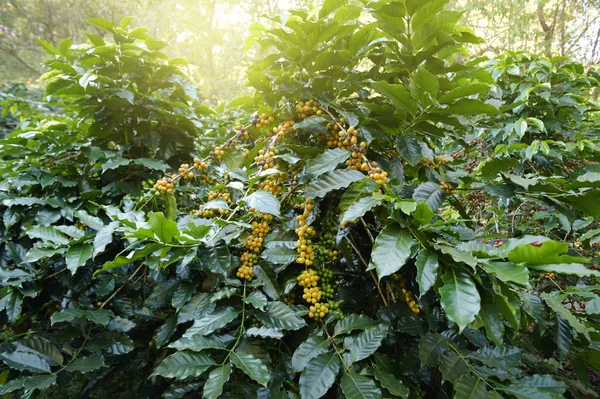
[339, 180, 379, 212]
[437, 99, 500, 115]
[0, 351, 51, 373]
[439, 350, 470, 382]
[340, 372, 382, 399]
[198, 242, 231, 276]
[438, 83, 491, 104]
[341, 195, 383, 224]
[469, 346, 521, 370]
[22, 374, 56, 391]
[66, 354, 105, 373]
[243, 190, 281, 217]
[88, 18, 116, 31]
[155, 315, 177, 348]
[66, 244, 93, 274]
[243, 291, 268, 310]
[25, 225, 70, 246]
[454, 374, 487, 399]
[346, 324, 389, 364]
[320, 0, 347, 18]
[0, 377, 24, 394]
[153, 351, 216, 379]
[230, 352, 270, 386]
[415, 249, 439, 297]
[0, 288, 23, 322]
[555, 316, 572, 361]
[373, 365, 409, 398]
[37, 39, 61, 55]
[508, 240, 587, 266]
[396, 136, 423, 166]
[306, 148, 351, 178]
[369, 225, 415, 279]
[439, 269, 481, 332]
[255, 302, 306, 330]
[24, 247, 67, 263]
[183, 307, 239, 337]
[528, 263, 600, 277]
[504, 375, 567, 399]
[413, 202, 434, 225]
[133, 158, 168, 172]
[148, 212, 179, 243]
[480, 158, 519, 179]
[480, 291, 505, 348]
[483, 261, 530, 285]
[204, 364, 233, 399]
[292, 335, 330, 373]
[260, 245, 297, 265]
[246, 326, 284, 339]
[334, 314, 375, 336]
[93, 222, 118, 257]
[17, 336, 63, 366]
[98, 243, 163, 273]
[51, 308, 113, 326]
[419, 333, 448, 366]
[169, 335, 228, 352]
[413, 182, 445, 211]
[372, 81, 417, 115]
[102, 158, 130, 172]
[75, 210, 104, 230]
[306, 169, 365, 199]
[299, 353, 341, 399]
[409, 68, 439, 107]
[543, 294, 590, 340]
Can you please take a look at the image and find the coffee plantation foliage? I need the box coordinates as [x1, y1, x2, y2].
[2, 1, 600, 398]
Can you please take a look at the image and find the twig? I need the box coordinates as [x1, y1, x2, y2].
[345, 236, 388, 306]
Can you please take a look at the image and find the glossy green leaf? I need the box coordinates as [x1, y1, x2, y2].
[203, 364, 232, 399]
[243, 190, 281, 217]
[340, 372, 382, 399]
[439, 269, 481, 332]
[153, 351, 216, 379]
[415, 249, 439, 297]
[306, 169, 365, 199]
[369, 225, 415, 279]
[230, 352, 270, 386]
[299, 353, 341, 399]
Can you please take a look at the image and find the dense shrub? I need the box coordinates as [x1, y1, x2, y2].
[1, 1, 600, 398]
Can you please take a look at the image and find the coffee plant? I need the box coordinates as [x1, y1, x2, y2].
[1, 1, 600, 398]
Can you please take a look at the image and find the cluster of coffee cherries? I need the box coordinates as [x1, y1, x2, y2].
[177, 163, 194, 180]
[295, 199, 316, 266]
[254, 149, 277, 169]
[257, 173, 286, 195]
[315, 224, 339, 263]
[325, 120, 356, 149]
[393, 274, 420, 315]
[245, 213, 272, 253]
[253, 113, 275, 128]
[236, 212, 273, 281]
[74, 222, 87, 230]
[298, 268, 323, 305]
[295, 99, 322, 118]
[236, 252, 258, 281]
[208, 190, 233, 205]
[154, 177, 176, 193]
[493, 238, 504, 248]
[368, 166, 389, 185]
[345, 142, 368, 170]
[268, 120, 295, 141]
[213, 146, 225, 160]
[440, 181, 455, 195]
[198, 207, 229, 218]
[282, 293, 296, 306]
[234, 124, 250, 140]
